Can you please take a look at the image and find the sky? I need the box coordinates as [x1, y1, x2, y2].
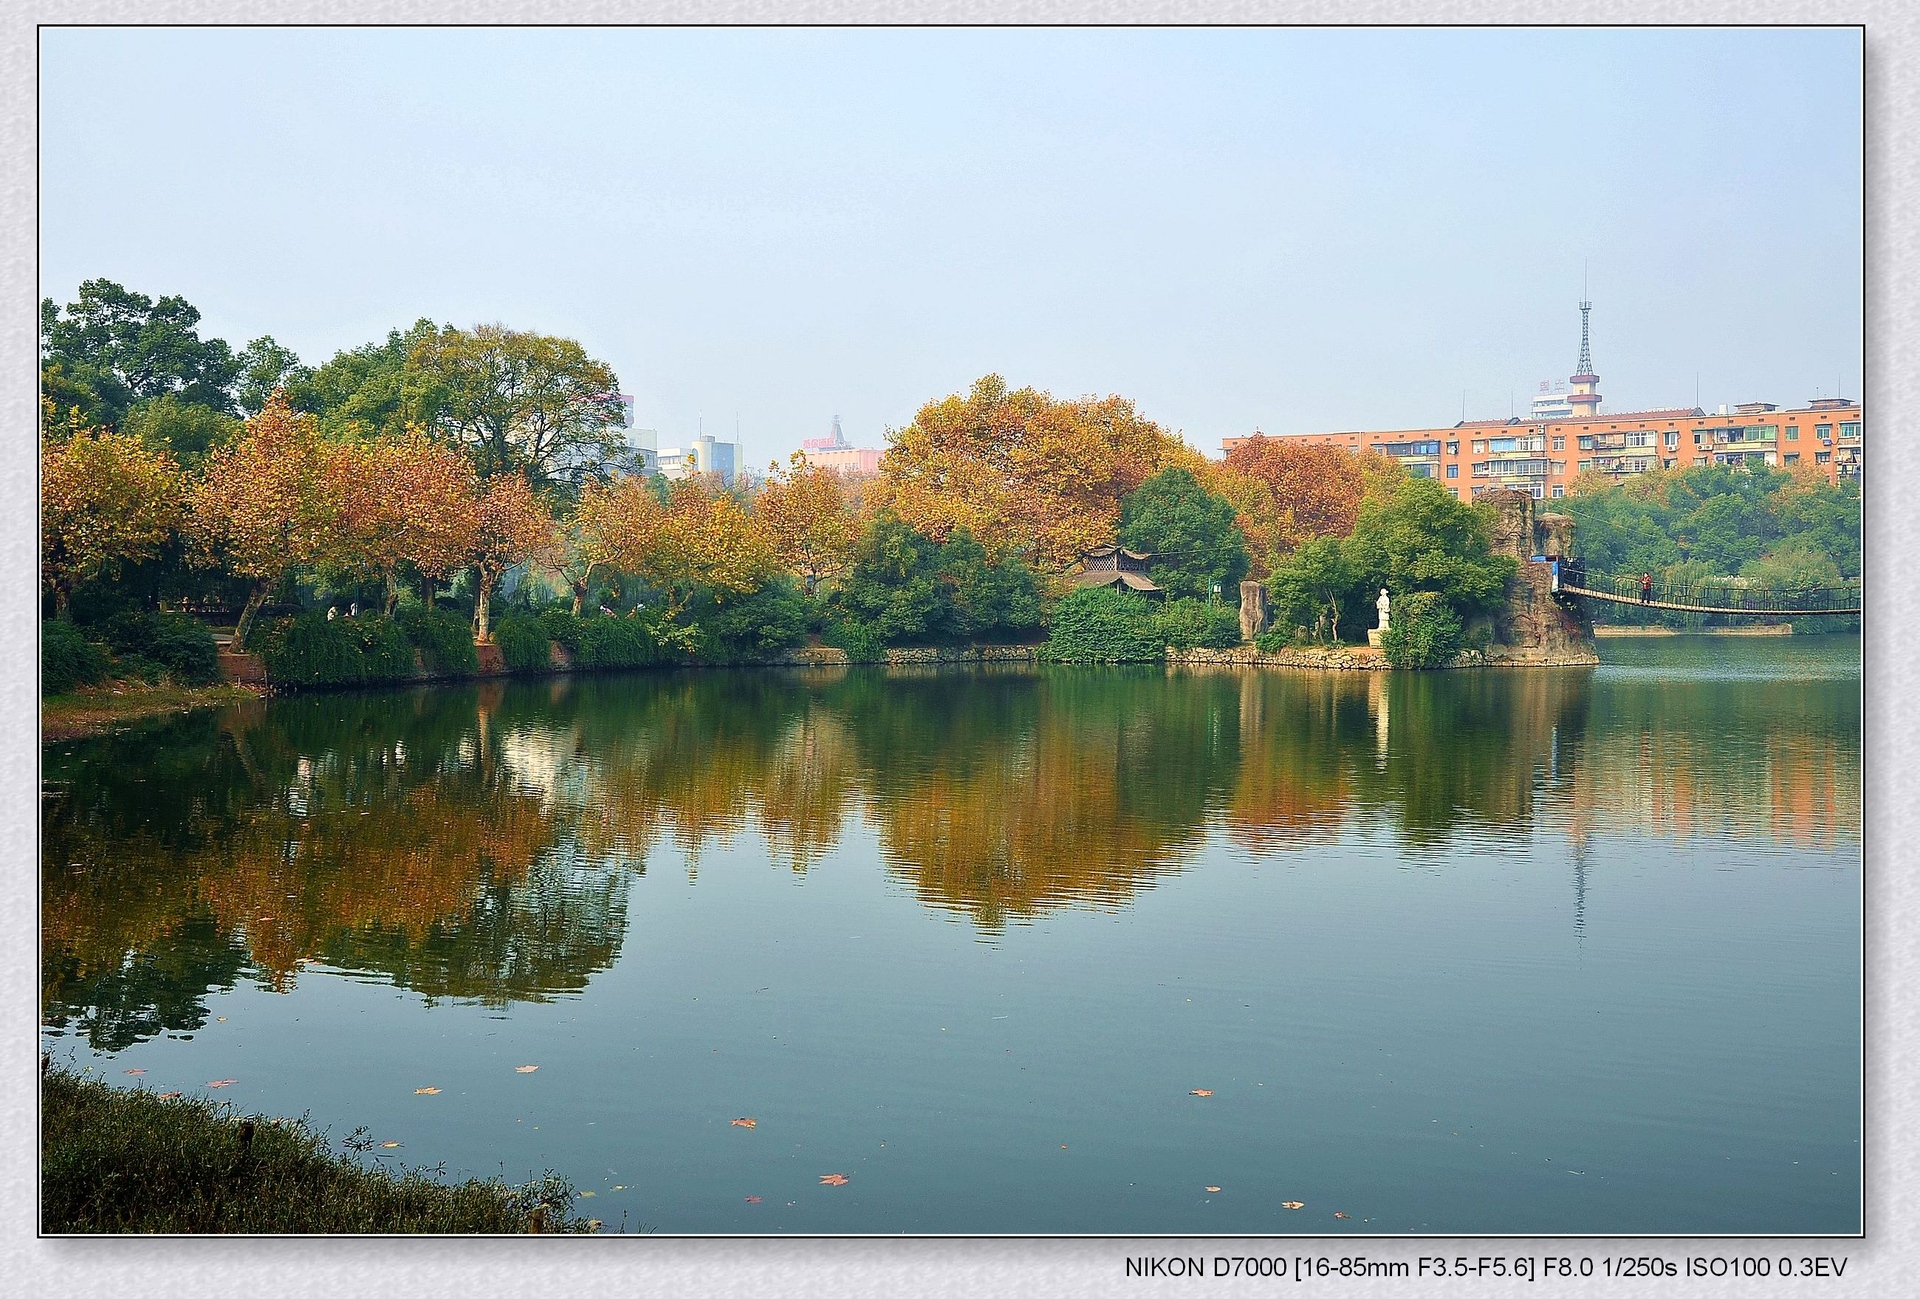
[39, 26, 1862, 470]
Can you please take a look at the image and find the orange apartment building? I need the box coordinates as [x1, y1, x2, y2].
[1222, 304, 1862, 502]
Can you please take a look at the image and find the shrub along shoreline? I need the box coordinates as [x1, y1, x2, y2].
[42, 1062, 597, 1234]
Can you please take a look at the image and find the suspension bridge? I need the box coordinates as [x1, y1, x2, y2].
[1552, 561, 1861, 617]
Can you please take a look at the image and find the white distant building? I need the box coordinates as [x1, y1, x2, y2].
[1530, 383, 1575, 420]
[658, 433, 739, 485]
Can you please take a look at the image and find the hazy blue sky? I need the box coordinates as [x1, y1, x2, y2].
[40, 26, 1861, 468]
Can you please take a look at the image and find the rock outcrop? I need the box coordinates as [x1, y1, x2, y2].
[1477, 488, 1598, 666]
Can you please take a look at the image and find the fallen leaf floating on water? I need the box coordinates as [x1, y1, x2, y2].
[216, 1017, 227, 1022]
[1334, 1212, 1350, 1219]
[730, 1118, 758, 1129]
[1282, 1201, 1305, 1210]
[123, 1069, 145, 1076]
[745, 1196, 763, 1204]
[381, 1141, 401, 1149]
[515, 1065, 539, 1073]
[157, 1092, 182, 1099]
[414, 1087, 441, 1095]
[206, 1079, 236, 1088]
[1205, 1186, 1223, 1193]
[819, 1173, 849, 1186]
[1189, 1089, 1213, 1097]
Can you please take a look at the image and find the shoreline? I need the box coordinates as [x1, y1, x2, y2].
[42, 681, 269, 742]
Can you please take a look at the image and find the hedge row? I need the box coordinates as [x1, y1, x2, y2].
[43, 612, 220, 696]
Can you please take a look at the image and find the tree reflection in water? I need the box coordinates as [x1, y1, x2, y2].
[43, 652, 1857, 1047]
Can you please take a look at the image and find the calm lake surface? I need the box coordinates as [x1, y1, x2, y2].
[42, 636, 1861, 1235]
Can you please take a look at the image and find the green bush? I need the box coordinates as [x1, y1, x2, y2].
[823, 617, 887, 663]
[258, 614, 416, 688]
[492, 615, 554, 673]
[1153, 597, 1242, 650]
[537, 607, 583, 652]
[574, 615, 661, 669]
[395, 606, 479, 676]
[684, 577, 811, 662]
[98, 611, 220, 686]
[1041, 586, 1161, 662]
[1380, 591, 1465, 669]
[43, 620, 108, 696]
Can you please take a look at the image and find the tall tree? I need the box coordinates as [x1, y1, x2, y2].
[1214, 434, 1398, 576]
[469, 475, 555, 642]
[330, 430, 482, 614]
[874, 374, 1197, 569]
[1116, 466, 1249, 600]
[41, 413, 183, 618]
[284, 319, 438, 439]
[41, 279, 240, 424]
[1344, 477, 1515, 617]
[235, 337, 311, 416]
[405, 324, 628, 489]
[754, 453, 859, 594]
[188, 394, 341, 650]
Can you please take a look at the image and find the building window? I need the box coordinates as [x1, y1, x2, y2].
[1784, 453, 1800, 464]
[1472, 440, 1487, 454]
[1816, 423, 1832, 439]
[1445, 464, 1458, 478]
[1551, 485, 1565, 498]
[1664, 431, 1679, 448]
[1446, 441, 1459, 455]
[1577, 435, 1596, 451]
[1577, 460, 1592, 472]
[1550, 436, 1565, 451]
[1816, 451, 1831, 464]
[1840, 421, 1861, 438]
[1785, 427, 1798, 441]
[1626, 433, 1651, 448]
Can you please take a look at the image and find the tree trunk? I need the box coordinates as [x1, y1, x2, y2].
[232, 582, 269, 652]
[475, 574, 495, 643]
[1328, 599, 1340, 645]
[571, 580, 587, 616]
[53, 584, 72, 621]
[384, 570, 401, 618]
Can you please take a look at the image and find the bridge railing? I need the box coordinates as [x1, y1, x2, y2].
[1556, 560, 1862, 614]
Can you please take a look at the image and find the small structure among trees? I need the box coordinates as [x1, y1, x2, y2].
[1073, 545, 1164, 599]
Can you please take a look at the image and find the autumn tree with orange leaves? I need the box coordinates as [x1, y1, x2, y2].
[41, 407, 183, 618]
[188, 393, 341, 649]
[873, 375, 1199, 569]
[329, 429, 482, 614]
[1211, 434, 1402, 577]
[470, 474, 555, 641]
[754, 453, 858, 594]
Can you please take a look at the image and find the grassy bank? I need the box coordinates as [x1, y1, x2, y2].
[42, 681, 263, 741]
[42, 1064, 597, 1233]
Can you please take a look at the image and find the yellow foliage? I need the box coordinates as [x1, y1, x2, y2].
[873, 375, 1193, 568]
[41, 421, 182, 612]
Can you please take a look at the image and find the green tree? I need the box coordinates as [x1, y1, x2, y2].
[1344, 477, 1514, 617]
[41, 280, 240, 424]
[1116, 466, 1249, 600]
[404, 324, 627, 489]
[235, 336, 311, 416]
[120, 394, 243, 471]
[1265, 535, 1356, 642]
[285, 320, 439, 439]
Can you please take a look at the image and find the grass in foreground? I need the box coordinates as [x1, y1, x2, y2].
[41, 681, 262, 741]
[42, 1064, 597, 1234]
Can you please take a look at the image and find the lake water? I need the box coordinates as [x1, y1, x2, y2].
[41, 636, 1861, 1235]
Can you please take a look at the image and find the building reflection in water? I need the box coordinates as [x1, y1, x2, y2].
[43, 651, 1858, 1047]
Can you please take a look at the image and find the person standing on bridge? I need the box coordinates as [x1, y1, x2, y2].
[1640, 572, 1654, 603]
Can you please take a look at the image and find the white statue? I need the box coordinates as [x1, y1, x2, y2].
[1376, 588, 1391, 632]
